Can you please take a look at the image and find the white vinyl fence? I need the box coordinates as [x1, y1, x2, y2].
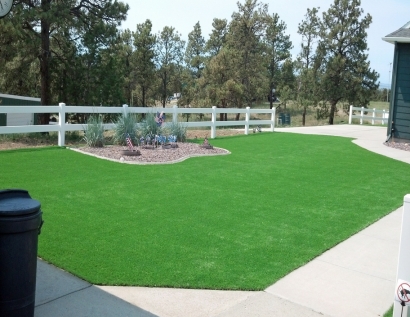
[0, 103, 276, 146]
[394, 195, 410, 317]
[348, 105, 389, 125]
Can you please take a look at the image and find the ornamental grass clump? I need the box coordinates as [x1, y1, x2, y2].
[166, 121, 187, 142]
[113, 113, 139, 146]
[83, 115, 104, 147]
[140, 112, 163, 138]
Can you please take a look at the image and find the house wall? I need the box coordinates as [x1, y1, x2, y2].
[0, 94, 40, 126]
[392, 43, 410, 141]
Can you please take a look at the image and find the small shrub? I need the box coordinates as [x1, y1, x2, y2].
[140, 112, 163, 138]
[166, 121, 187, 142]
[113, 114, 139, 145]
[66, 131, 82, 142]
[83, 115, 104, 147]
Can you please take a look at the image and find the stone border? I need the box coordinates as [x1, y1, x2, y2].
[67, 147, 231, 165]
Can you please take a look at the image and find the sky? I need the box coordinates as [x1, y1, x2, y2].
[120, 0, 410, 87]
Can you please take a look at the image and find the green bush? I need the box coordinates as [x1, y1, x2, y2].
[83, 115, 104, 147]
[66, 131, 82, 142]
[113, 113, 139, 145]
[140, 112, 163, 138]
[166, 121, 187, 142]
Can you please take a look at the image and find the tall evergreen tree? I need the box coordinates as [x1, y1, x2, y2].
[315, 0, 379, 124]
[185, 22, 205, 79]
[154, 26, 185, 107]
[0, 19, 40, 97]
[227, 0, 268, 109]
[206, 18, 228, 57]
[9, 0, 128, 123]
[132, 20, 157, 107]
[180, 22, 206, 108]
[263, 13, 293, 109]
[199, 48, 242, 120]
[295, 7, 320, 125]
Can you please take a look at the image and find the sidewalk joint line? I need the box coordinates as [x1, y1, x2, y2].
[35, 284, 93, 308]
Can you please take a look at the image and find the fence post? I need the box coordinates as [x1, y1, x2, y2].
[360, 107, 364, 125]
[382, 109, 386, 125]
[245, 107, 250, 135]
[122, 104, 128, 116]
[270, 107, 275, 132]
[349, 105, 353, 124]
[58, 103, 66, 147]
[372, 108, 376, 125]
[393, 195, 410, 317]
[211, 106, 216, 139]
[173, 105, 178, 124]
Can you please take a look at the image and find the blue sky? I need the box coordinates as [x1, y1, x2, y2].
[121, 0, 410, 87]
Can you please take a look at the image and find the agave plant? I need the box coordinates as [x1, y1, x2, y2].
[83, 115, 105, 147]
[113, 113, 139, 146]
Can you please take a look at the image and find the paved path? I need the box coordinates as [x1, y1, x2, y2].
[35, 125, 407, 317]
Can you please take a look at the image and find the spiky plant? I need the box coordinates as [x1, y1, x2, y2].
[83, 115, 105, 147]
[166, 121, 187, 142]
[140, 112, 163, 138]
[113, 113, 139, 145]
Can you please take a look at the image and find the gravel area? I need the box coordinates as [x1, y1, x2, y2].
[384, 141, 410, 152]
[71, 142, 230, 164]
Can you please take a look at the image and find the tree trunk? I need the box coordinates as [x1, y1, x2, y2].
[235, 113, 240, 121]
[269, 84, 273, 109]
[302, 107, 306, 126]
[162, 72, 167, 108]
[40, 2, 51, 125]
[328, 101, 337, 125]
[142, 86, 146, 107]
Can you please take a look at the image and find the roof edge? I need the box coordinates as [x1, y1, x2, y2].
[382, 37, 410, 44]
[0, 93, 41, 102]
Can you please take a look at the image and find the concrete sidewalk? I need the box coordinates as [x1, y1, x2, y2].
[35, 125, 407, 317]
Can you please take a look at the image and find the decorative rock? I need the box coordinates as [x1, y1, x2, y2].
[121, 150, 141, 156]
[200, 144, 213, 149]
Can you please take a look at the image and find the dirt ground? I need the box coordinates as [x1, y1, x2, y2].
[0, 129, 244, 151]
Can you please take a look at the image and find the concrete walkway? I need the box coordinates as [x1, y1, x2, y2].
[34, 125, 408, 317]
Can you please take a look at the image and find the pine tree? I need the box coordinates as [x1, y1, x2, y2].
[263, 13, 293, 109]
[316, 0, 379, 124]
[154, 26, 185, 108]
[132, 20, 157, 107]
[227, 0, 269, 109]
[8, 0, 128, 123]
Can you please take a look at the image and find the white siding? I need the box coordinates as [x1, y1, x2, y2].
[7, 113, 34, 126]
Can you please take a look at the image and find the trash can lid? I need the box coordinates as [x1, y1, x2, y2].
[0, 189, 41, 216]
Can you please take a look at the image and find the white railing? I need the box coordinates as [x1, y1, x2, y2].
[348, 105, 389, 125]
[394, 194, 410, 317]
[0, 103, 276, 146]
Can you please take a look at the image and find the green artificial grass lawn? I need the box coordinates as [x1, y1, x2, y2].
[383, 305, 393, 317]
[1, 133, 409, 290]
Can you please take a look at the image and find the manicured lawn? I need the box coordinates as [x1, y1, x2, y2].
[1, 133, 409, 290]
[383, 305, 393, 317]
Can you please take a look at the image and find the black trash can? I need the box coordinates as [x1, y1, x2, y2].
[0, 189, 43, 317]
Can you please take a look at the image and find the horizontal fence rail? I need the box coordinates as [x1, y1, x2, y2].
[349, 105, 389, 125]
[0, 104, 276, 146]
